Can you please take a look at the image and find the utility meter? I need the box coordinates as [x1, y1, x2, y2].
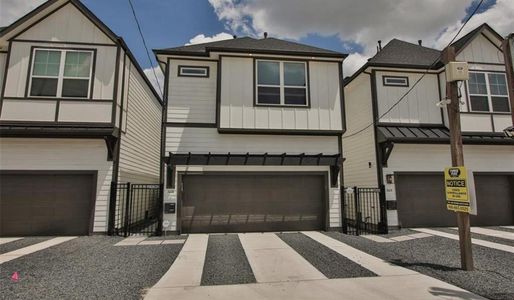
[445, 62, 469, 82]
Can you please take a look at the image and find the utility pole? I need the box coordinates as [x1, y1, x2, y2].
[442, 46, 474, 271]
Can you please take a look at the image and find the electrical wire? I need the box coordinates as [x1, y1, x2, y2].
[127, 0, 163, 97]
[343, 0, 484, 139]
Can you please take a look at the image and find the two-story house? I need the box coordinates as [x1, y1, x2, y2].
[343, 23, 514, 228]
[154, 36, 347, 233]
[0, 0, 162, 236]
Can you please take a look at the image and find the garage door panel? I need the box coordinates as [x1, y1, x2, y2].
[396, 173, 514, 227]
[181, 174, 325, 233]
[0, 173, 95, 236]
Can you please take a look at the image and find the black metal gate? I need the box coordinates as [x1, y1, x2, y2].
[108, 182, 163, 237]
[342, 185, 388, 235]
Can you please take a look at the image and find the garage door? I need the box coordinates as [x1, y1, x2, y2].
[180, 173, 326, 233]
[396, 173, 514, 227]
[0, 172, 96, 236]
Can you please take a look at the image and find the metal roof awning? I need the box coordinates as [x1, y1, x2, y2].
[165, 152, 343, 187]
[377, 125, 514, 145]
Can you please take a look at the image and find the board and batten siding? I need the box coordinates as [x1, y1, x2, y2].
[343, 73, 379, 187]
[383, 143, 514, 226]
[167, 59, 217, 124]
[162, 165, 341, 231]
[219, 56, 343, 131]
[0, 138, 113, 232]
[1, 40, 116, 123]
[456, 33, 504, 64]
[165, 127, 339, 154]
[117, 59, 161, 184]
[376, 71, 442, 124]
[16, 2, 115, 45]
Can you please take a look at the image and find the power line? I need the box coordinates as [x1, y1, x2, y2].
[127, 0, 163, 97]
[343, 0, 484, 140]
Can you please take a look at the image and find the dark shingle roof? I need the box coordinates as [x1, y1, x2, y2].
[369, 39, 442, 68]
[154, 37, 347, 58]
[377, 125, 514, 145]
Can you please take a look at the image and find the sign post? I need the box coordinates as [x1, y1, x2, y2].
[442, 46, 474, 271]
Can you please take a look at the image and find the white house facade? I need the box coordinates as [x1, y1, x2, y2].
[155, 37, 347, 233]
[0, 0, 162, 236]
[343, 23, 514, 228]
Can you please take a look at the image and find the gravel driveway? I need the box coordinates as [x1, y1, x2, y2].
[325, 229, 514, 300]
[0, 236, 184, 300]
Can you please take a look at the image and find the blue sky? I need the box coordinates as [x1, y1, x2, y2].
[79, 0, 499, 72]
[1, 0, 509, 83]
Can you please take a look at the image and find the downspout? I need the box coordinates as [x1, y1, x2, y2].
[157, 58, 170, 235]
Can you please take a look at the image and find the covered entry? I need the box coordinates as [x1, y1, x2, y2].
[179, 173, 327, 233]
[395, 172, 514, 227]
[0, 171, 96, 236]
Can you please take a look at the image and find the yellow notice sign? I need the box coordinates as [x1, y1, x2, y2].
[444, 166, 470, 213]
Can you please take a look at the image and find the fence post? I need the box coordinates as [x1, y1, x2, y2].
[156, 183, 164, 236]
[123, 182, 132, 237]
[353, 186, 361, 236]
[341, 186, 348, 234]
[107, 181, 117, 236]
[379, 184, 388, 234]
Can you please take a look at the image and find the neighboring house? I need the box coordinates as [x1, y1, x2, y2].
[0, 0, 162, 236]
[343, 23, 514, 228]
[154, 36, 347, 233]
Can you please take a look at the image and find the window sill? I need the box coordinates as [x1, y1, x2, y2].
[254, 103, 310, 109]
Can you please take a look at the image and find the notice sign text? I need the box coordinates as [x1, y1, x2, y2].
[444, 166, 470, 213]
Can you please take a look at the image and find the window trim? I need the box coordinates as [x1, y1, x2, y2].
[382, 75, 409, 87]
[27, 47, 95, 99]
[254, 59, 310, 108]
[178, 65, 209, 78]
[467, 71, 510, 113]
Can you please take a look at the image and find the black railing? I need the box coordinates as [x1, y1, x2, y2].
[342, 185, 388, 235]
[108, 182, 162, 237]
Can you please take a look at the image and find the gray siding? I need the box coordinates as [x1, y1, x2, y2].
[117, 58, 162, 184]
[343, 74, 379, 187]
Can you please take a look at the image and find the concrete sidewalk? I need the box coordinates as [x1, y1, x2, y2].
[145, 273, 485, 300]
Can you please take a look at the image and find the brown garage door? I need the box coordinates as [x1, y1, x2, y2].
[396, 173, 514, 227]
[180, 173, 326, 233]
[0, 172, 96, 236]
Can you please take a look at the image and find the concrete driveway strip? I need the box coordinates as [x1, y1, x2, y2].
[302, 231, 417, 276]
[145, 273, 486, 300]
[468, 227, 514, 241]
[0, 238, 23, 245]
[152, 234, 208, 288]
[238, 232, 326, 283]
[0, 237, 76, 264]
[413, 228, 514, 253]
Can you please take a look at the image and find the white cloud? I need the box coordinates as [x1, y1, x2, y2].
[0, 0, 46, 26]
[143, 66, 164, 95]
[208, 0, 514, 76]
[186, 32, 234, 45]
[343, 53, 368, 77]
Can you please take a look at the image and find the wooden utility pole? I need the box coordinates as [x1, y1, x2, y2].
[442, 46, 474, 271]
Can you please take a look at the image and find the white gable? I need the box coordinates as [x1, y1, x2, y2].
[16, 2, 115, 45]
[457, 32, 504, 64]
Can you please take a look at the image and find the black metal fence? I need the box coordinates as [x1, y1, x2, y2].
[108, 182, 162, 237]
[342, 185, 388, 235]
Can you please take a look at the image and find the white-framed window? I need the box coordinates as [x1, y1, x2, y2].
[29, 48, 94, 98]
[178, 66, 209, 77]
[467, 71, 510, 113]
[382, 75, 409, 87]
[255, 60, 308, 107]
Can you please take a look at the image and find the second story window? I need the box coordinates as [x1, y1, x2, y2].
[29, 48, 93, 98]
[178, 66, 209, 77]
[256, 60, 308, 107]
[468, 72, 510, 113]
